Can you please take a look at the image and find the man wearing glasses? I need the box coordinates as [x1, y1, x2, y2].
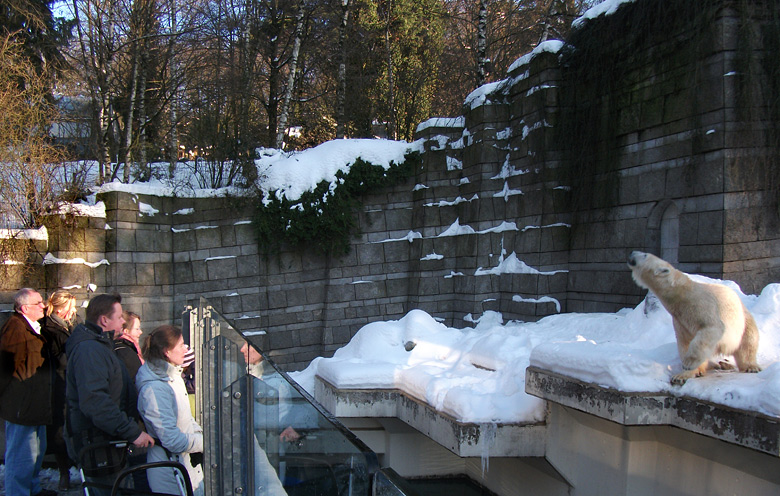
[0, 288, 55, 496]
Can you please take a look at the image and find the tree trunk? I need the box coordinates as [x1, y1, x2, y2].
[276, 0, 307, 149]
[335, 0, 350, 139]
[73, 0, 114, 184]
[138, 53, 148, 177]
[476, 0, 488, 87]
[239, 0, 259, 154]
[385, 0, 396, 140]
[123, 44, 140, 182]
[168, 0, 179, 177]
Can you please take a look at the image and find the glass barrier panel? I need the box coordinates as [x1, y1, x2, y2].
[190, 298, 391, 496]
[373, 468, 421, 496]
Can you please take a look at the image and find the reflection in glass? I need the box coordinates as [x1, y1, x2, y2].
[186, 298, 413, 496]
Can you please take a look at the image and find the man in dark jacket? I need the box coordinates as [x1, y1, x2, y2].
[65, 293, 154, 491]
[0, 288, 55, 496]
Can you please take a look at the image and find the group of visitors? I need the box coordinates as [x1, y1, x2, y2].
[0, 288, 204, 496]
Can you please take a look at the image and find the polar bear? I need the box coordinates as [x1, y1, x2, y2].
[627, 251, 761, 385]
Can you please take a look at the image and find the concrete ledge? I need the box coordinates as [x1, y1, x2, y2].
[525, 366, 780, 456]
[315, 376, 546, 458]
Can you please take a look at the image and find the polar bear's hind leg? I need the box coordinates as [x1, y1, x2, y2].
[735, 311, 762, 373]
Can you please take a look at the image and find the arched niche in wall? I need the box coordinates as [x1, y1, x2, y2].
[645, 199, 679, 263]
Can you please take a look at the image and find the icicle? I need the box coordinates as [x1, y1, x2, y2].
[480, 422, 497, 476]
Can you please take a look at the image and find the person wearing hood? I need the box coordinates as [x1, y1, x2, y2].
[65, 293, 154, 494]
[136, 324, 204, 496]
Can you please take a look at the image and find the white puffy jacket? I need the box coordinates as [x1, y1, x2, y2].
[136, 359, 204, 495]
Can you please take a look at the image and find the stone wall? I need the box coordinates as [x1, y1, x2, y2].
[558, 0, 780, 305]
[2, 0, 778, 371]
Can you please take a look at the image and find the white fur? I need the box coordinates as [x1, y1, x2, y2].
[627, 251, 761, 385]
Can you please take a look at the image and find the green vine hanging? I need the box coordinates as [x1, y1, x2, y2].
[252, 151, 421, 255]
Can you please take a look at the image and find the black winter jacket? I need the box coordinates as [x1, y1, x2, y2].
[65, 321, 142, 454]
[113, 337, 142, 380]
[41, 314, 71, 380]
[41, 314, 72, 443]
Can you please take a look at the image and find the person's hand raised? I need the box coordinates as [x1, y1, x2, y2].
[280, 426, 301, 442]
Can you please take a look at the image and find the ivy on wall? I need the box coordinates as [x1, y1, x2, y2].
[252, 151, 421, 255]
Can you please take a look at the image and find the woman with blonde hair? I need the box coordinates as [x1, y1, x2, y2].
[41, 290, 77, 491]
[114, 310, 144, 379]
[136, 325, 204, 495]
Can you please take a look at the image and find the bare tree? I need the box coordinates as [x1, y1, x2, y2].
[334, 0, 351, 139]
[275, 0, 308, 148]
[383, 0, 396, 140]
[59, 0, 600, 179]
[71, 0, 120, 183]
[476, 0, 487, 86]
[538, 0, 594, 43]
[122, 0, 157, 181]
[0, 35, 64, 228]
[431, 0, 597, 116]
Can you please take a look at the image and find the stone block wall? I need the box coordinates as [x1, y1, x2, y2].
[557, 0, 780, 308]
[3, 0, 777, 371]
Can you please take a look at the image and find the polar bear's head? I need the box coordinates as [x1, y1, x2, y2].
[627, 251, 684, 290]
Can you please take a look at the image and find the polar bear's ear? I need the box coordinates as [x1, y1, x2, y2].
[653, 267, 671, 277]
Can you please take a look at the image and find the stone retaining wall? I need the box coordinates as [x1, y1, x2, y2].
[2, 0, 777, 371]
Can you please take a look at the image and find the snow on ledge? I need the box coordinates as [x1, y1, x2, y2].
[507, 40, 565, 74]
[464, 80, 508, 110]
[260, 138, 424, 204]
[0, 226, 48, 240]
[437, 218, 476, 237]
[416, 117, 466, 134]
[93, 179, 236, 199]
[43, 253, 109, 268]
[51, 201, 107, 218]
[475, 252, 567, 276]
[372, 231, 423, 244]
[291, 280, 780, 425]
[571, 0, 637, 30]
[513, 294, 562, 313]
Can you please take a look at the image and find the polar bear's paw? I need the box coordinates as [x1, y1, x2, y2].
[671, 369, 698, 385]
[712, 360, 735, 371]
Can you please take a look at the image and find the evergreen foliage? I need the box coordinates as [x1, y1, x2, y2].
[380, 0, 446, 141]
[344, 0, 445, 142]
[0, 0, 69, 82]
[252, 151, 421, 255]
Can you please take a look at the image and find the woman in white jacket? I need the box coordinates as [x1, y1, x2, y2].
[136, 325, 204, 495]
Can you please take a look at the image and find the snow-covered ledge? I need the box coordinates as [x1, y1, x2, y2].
[525, 366, 780, 456]
[314, 376, 546, 458]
